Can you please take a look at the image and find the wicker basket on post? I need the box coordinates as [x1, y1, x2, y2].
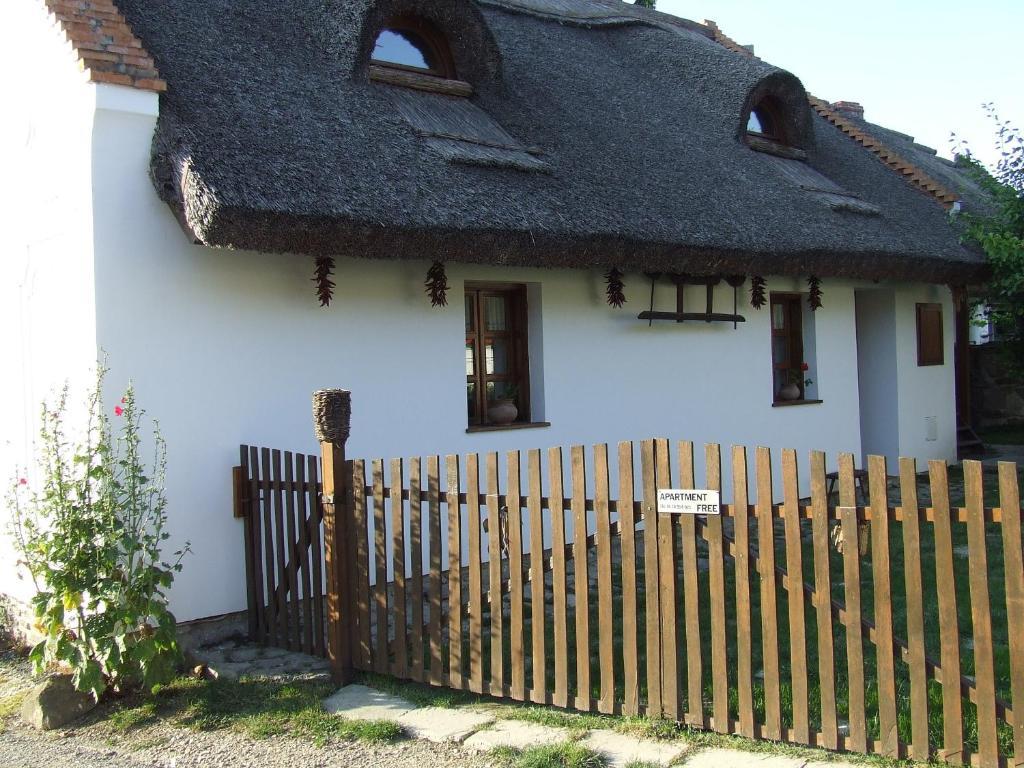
[313, 388, 354, 684]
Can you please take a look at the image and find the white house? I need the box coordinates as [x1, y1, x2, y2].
[1, 0, 987, 628]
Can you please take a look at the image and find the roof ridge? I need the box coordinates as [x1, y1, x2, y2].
[703, 19, 958, 210]
[43, 0, 166, 93]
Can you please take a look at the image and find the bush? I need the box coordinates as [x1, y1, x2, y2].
[8, 368, 189, 699]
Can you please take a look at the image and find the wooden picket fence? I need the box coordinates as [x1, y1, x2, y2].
[236, 439, 1024, 768]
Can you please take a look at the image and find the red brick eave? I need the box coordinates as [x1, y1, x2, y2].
[44, 0, 166, 93]
[704, 20, 958, 211]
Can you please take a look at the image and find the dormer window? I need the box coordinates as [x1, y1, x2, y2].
[369, 16, 471, 96]
[745, 97, 807, 161]
[371, 17, 455, 79]
[747, 102, 784, 144]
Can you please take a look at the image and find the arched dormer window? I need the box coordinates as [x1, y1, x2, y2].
[747, 100, 786, 144]
[368, 16, 471, 96]
[744, 95, 808, 160]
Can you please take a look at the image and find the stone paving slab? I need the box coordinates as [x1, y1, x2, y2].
[680, 748, 861, 768]
[398, 707, 495, 743]
[463, 720, 568, 753]
[581, 730, 687, 768]
[322, 684, 417, 722]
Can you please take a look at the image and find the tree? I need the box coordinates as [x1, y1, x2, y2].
[955, 105, 1024, 367]
[633, 0, 657, 8]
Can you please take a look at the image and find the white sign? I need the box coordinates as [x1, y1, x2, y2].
[657, 489, 721, 516]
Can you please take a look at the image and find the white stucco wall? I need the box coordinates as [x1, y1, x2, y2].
[0, 2, 104, 605]
[2, 12, 961, 620]
[893, 284, 957, 466]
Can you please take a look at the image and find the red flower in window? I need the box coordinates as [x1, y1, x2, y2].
[801, 362, 809, 371]
[18, 478, 28, 486]
[114, 406, 124, 417]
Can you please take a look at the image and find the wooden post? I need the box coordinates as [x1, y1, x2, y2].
[314, 389, 354, 685]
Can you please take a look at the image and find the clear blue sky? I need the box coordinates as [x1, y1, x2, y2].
[654, 0, 1024, 170]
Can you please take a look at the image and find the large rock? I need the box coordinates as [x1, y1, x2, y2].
[21, 675, 97, 730]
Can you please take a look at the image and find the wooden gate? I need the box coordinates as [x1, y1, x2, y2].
[237, 438, 1024, 768]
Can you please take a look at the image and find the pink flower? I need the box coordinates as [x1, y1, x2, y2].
[114, 406, 124, 417]
[18, 478, 28, 486]
[120, 397, 127, 404]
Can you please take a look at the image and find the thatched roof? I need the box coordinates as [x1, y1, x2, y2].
[114, 0, 987, 283]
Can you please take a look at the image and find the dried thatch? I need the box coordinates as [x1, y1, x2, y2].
[120, 0, 987, 283]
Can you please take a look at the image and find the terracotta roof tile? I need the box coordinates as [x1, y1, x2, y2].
[43, 0, 166, 93]
[704, 19, 957, 210]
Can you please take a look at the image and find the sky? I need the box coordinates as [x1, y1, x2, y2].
[653, 0, 1024, 172]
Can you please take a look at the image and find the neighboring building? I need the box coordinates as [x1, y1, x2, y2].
[1, 0, 987, 624]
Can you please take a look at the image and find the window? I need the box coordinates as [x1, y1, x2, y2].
[746, 97, 791, 149]
[371, 17, 455, 79]
[465, 284, 531, 426]
[917, 303, 944, 366]
[770, 293, 813, 402]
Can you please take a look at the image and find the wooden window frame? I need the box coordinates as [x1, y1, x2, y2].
[370, 15, 456, 80]
[465, 283, 531, 427]
[770, 293, 807, 402]
[916, 302, 944, 366]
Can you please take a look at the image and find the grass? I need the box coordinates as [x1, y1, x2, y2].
[100, 675, 402, 747]
[490, 742, 605, 768]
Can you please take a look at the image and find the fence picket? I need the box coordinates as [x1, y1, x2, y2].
[373, 460, 388, 674]
[641, 439, 662, 717]
[705, 444, 728, 734]
[247, 446, 266, 643]
[998, 462, 1024, 764]
[409, 457, 424, 682]
[898, 457, 928, 762]
[466, 453, 484, 693]
[270, 449, 290, 648]
[486, 453, 504, 696]
[528, 449, 547, 705]
[427, 456, 443, 685]
[351, 459, 369, 667]
[655, 439, 679, 722]
[731, 446, 754, 739]
[549, 447, 569, 709]
[391, 458, 407, 678]
[309, 455, 326, 658]
[293, 454, 314, 655]
[964, 461, 998, 767]
[929, 459, 963, 765]
[840, 454, 867, 754]
[782, 449, 809, 744]
[618, 442, 640, 717]
[446, 455, 463, 689]
[595, 444, 616, 714]
[507, 451, 526, 701]
[756, 446, 781, 740]
[571, 445, 591, 710]
[678, 441, 701, 726]
[283, 453, 302, 652]
[809, 451, 837, 751]
[868, 455, 898, 757]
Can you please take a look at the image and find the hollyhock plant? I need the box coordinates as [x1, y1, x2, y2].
[8, 368, 189, 699]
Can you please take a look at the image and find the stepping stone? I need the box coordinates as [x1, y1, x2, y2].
[581, 730, 687, 768]
[322, 684, 416, 722]
[463, 720, 568, 752]
[399, 707, 494, 743]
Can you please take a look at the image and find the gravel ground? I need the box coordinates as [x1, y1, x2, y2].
[0, 654, 492, 768]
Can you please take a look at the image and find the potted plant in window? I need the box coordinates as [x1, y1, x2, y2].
[488, 385, 519, 425]
[779, 362, 812, 401]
